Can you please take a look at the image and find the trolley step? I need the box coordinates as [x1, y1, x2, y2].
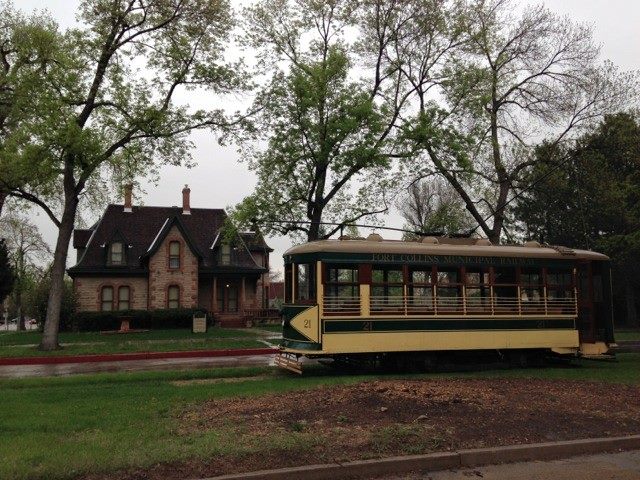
[274, 353, 303, 374]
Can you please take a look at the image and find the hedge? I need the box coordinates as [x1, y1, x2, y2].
[71, 308, 211, 332]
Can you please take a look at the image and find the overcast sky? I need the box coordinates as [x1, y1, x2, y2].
[14, 0, 640, 275]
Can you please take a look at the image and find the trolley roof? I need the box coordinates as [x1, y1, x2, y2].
[284, 237, 609, 261]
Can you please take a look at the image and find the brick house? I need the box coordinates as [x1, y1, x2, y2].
[68, 185, 272, 327]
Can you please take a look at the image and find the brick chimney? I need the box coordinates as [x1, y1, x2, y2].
[123, 184, 133, 213]
[182, 184, 191, 215]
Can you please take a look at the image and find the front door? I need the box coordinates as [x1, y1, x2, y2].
[217, 283, 239, 313]
[577, 261, 595, 342]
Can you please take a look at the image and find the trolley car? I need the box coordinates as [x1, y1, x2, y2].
[275, 235, 615, 373]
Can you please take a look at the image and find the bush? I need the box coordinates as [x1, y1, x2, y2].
[72, 308, 210, 332]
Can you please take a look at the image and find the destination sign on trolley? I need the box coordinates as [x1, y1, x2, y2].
[371, 253, 537, 266]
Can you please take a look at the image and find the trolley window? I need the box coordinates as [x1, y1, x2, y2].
[546, 266, 574, 314]
[408, 267, 434, 313]
[295, 263, 316, 302]
[465, 267, 490, 311]
[325, 265, 359, 298]
[493, 267, 518, 313]
[324, 264, 360, 316]
[520, 267, 544, 313]
[546, 267, 573, 299]
[284, 264, 293, 303]
[436, 267, 462, 311]
[371, 266, 403, 313]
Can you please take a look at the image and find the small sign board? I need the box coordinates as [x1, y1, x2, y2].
[192, 314, 207, 333]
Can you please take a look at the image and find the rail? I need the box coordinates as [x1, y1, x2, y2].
[324, 292, 577, 317]
[323, 296, 361, 315]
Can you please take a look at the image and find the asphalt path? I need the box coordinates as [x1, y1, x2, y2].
[0, 353, 277, 378]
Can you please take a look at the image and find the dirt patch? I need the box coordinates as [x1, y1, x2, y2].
[81, 378, 640, 480]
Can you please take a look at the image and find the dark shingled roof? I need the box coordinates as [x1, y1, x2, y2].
[73, 229, 92, 249]
[68, 204, 270, 275]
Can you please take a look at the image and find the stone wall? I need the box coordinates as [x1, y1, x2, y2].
[148, 225, 198, 309]
[74, 277, 148, 312]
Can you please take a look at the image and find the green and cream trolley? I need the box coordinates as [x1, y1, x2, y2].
[275, 235, 615, 373]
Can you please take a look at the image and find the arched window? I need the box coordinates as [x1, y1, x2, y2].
[101, 286, 114, 311]
[109, 242, 124, 265]
[118, 286, 130, 311]
[168, 285, 180, 309]
[169, 241, 180, 269]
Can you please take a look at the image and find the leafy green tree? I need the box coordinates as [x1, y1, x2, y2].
[0, 3, 59, 217]
[3, 0, 245, 350]
[516, 113, 640, 326]
[0, 238, 14, 308]
[233, 46, 390, 240]
[233, 0, 464, 241]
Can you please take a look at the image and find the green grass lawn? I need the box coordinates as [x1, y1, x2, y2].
[0, 328, 272, 358]
[615, 329, 640, 341]
[1, 353, 638, 480]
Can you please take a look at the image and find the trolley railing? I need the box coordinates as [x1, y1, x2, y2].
[323, 296, 361, 315]
[324, 291, 577, 317]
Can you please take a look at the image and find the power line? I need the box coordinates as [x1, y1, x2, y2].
[256, 219, 469, 238]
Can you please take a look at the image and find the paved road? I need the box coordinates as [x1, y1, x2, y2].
[377, 450, 640, 480]
[0, 354, 277, 378]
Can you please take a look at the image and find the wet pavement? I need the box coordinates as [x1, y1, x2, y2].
[377, 450, 640, 480]
[0, 354, 277, 378]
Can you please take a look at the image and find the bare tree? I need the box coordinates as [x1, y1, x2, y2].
[398, 176, 474, 238]
[0, 213, 51, 330]
[407, 0, 636, 243]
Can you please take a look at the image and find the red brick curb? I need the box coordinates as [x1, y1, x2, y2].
[0, 348, 276, 366]
[198, 435, 640, 480]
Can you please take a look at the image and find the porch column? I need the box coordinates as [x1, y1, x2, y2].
[212, 277, 218, 312]
[241, 277, 246, 313]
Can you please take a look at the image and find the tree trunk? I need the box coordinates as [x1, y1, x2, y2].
[39, 197, 78, 350]
[16, 303, 24, 331]
[16, 249, 24, 331]
[0, 189, 6, 218]
[308, 206, 323, 241]
[625, 280, 638, 327]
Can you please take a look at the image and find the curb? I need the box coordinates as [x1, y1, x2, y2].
[0, 348, 277, 366]
[198, 435, 640, 480]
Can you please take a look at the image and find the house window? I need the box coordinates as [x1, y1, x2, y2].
[118, 286, 130, 311]
[220, 244, 231, 265]
[169, 241, 180, 269]
[109, 242, 124, 265]
[101, 286, 114, 311]
[168, 285, 180, 309]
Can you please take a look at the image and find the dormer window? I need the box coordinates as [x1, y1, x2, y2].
[220, 244, 231, 265]
[109, 242, 124, 265]
[169, 241, 180, 269]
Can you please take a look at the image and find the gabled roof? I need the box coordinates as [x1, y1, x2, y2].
[142, 215, 204, 260]
[68, 204, 270, 275]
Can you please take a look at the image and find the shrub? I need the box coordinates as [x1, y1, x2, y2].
[72, 308, 210, 332]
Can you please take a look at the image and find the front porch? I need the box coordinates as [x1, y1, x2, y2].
[198, 274, 278, 327]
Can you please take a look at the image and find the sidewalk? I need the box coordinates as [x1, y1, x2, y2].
[379, 450, 640, 480]
[0, 352, 276, 378]
[0, 347, 276, 366]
